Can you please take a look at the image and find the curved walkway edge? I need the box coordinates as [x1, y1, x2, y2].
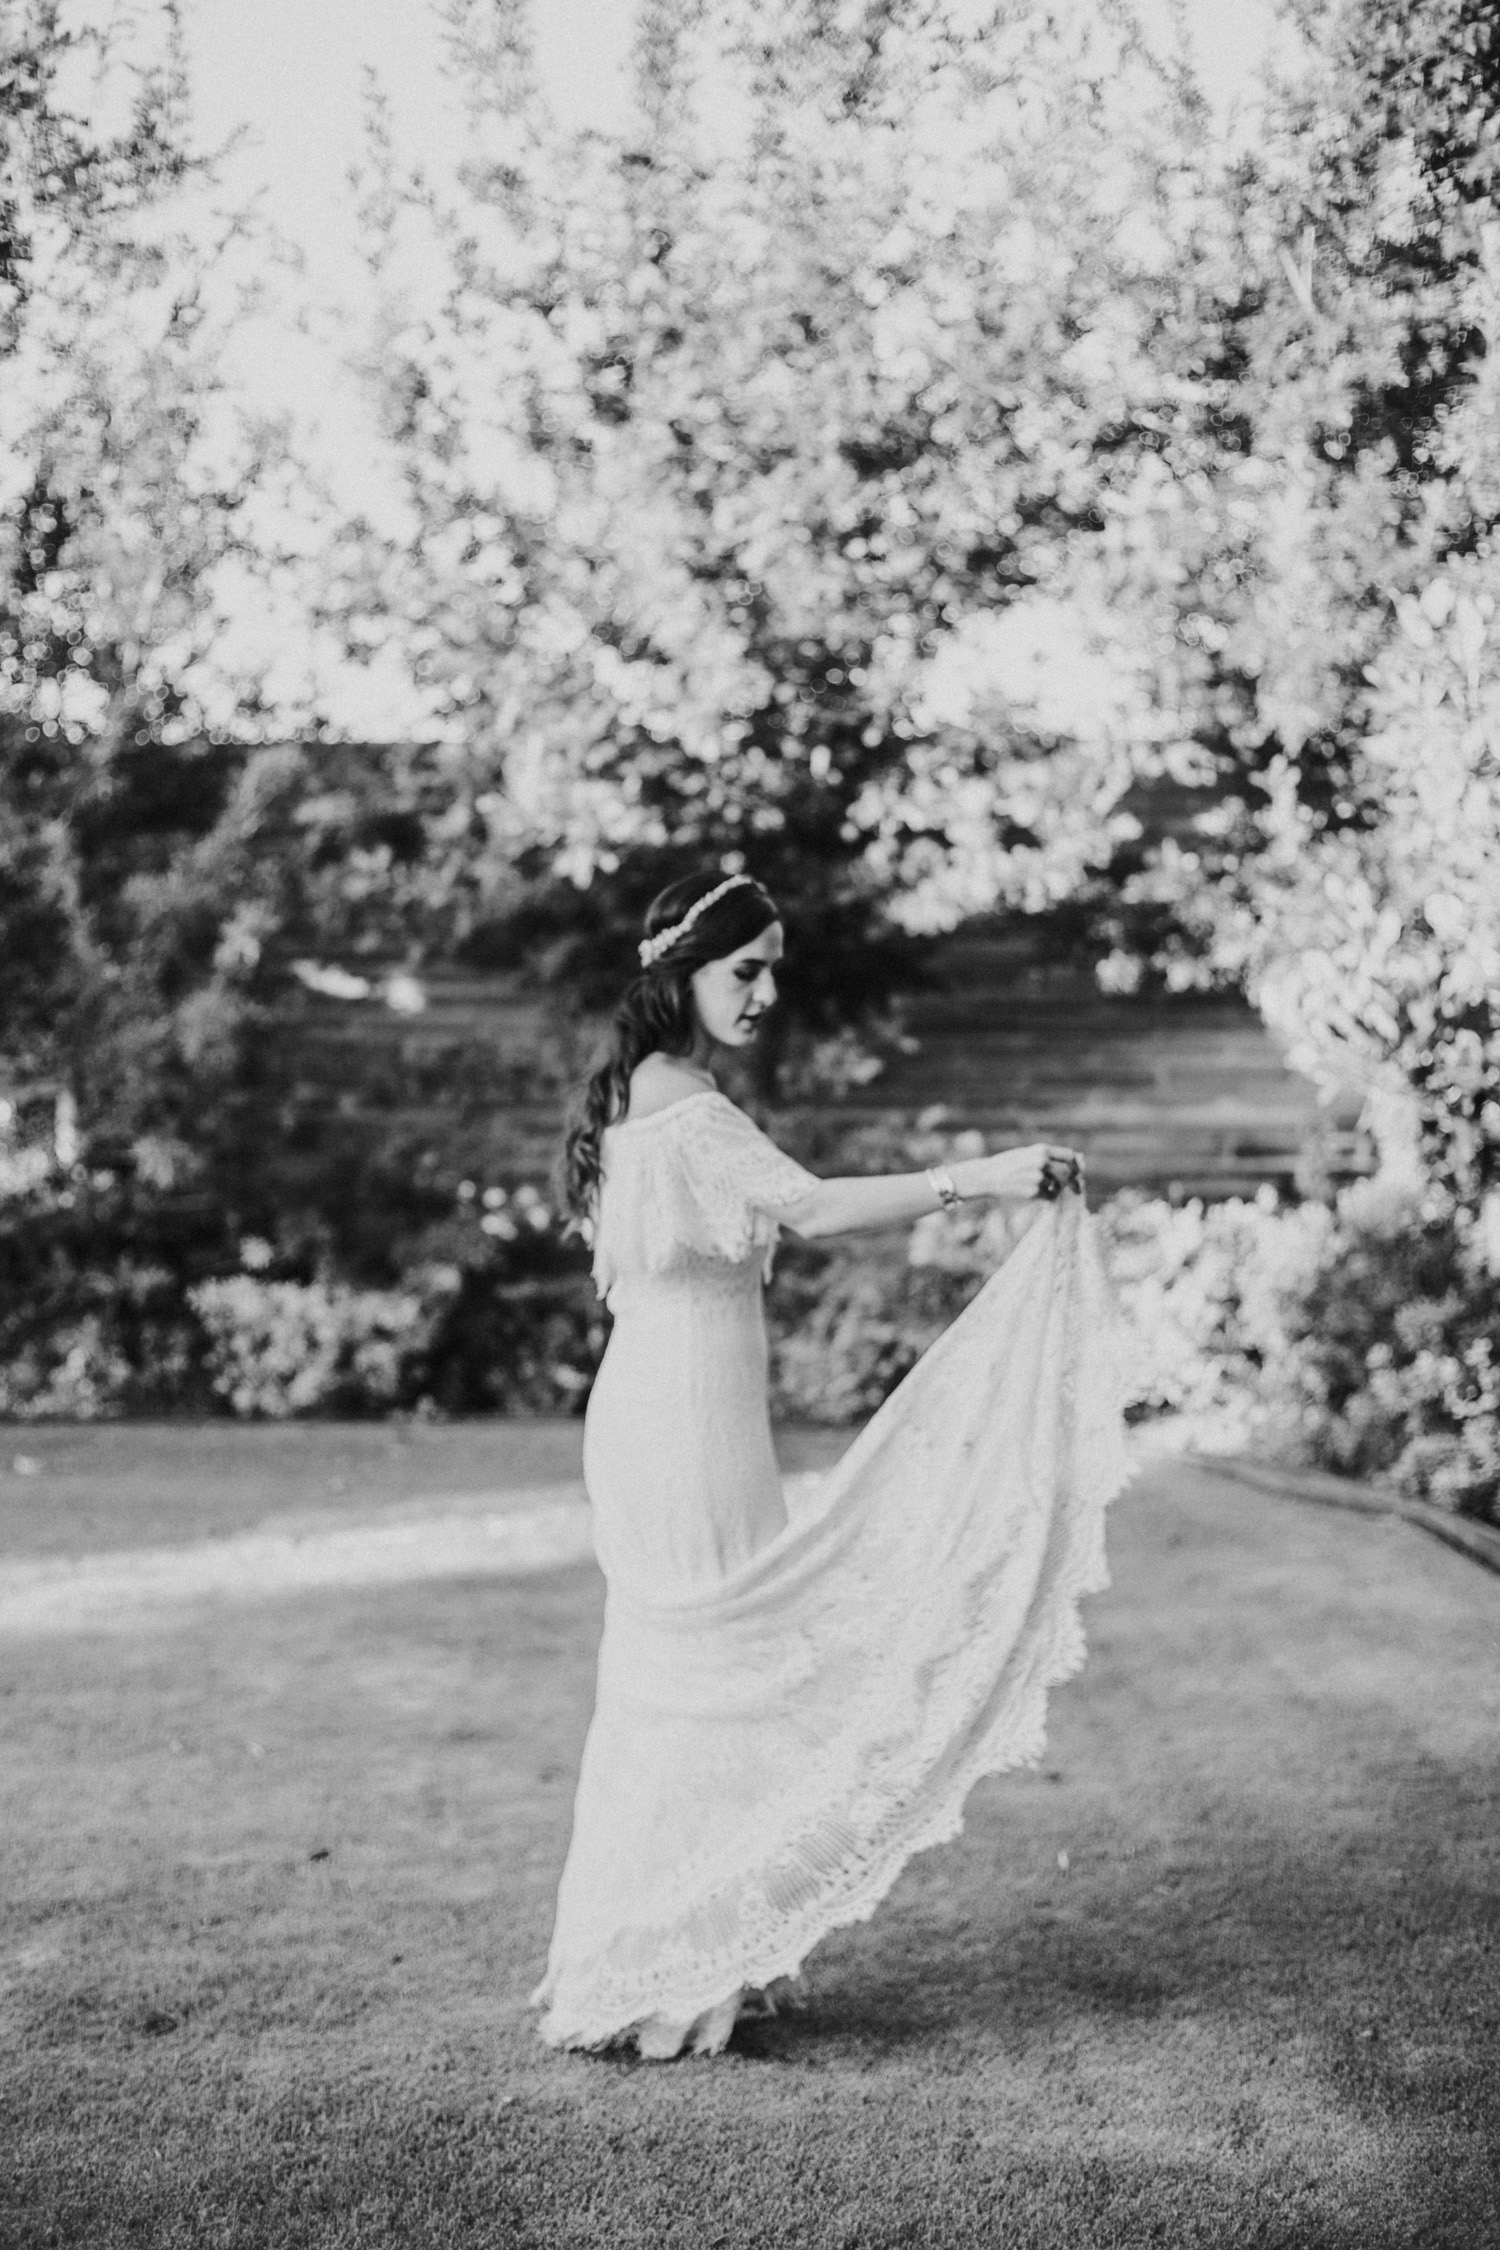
[5, 1449, 1493, 1641]
[0, 1487, 593, 1639]
[1189, 1451, 1500, 1578]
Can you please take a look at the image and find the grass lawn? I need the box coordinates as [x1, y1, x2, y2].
[0, 1420, 842, 1560]
[1, 1430, 1497, 2248]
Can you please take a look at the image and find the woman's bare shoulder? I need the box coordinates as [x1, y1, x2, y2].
[621, 1054, 715, 1122]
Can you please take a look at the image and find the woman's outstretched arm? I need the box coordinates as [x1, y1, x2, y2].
[780, 1144, 1081, 1241]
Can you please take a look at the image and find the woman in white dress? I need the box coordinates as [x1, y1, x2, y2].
[533, 869, 1129, 2058]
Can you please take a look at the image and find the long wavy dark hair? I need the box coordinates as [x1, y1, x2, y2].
[560, 869, 780, 1221]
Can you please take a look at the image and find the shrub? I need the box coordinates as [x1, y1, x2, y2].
[186, 1174, 611, 1419]
[858, 1177, 1500, 1523]
[0, 1143, 608, 1422]
[1088, 1176, 1500, 1525]
[410, 1269, 607, 1415]
[6, 1089, 1495, 1521]
[1268, 1177, 1500, 1519]
[767, 1251, 978, 1424]
[388, 1178, 605, 1415]
[189, 1277, 431, 1418]
[0, 1316, 135, 1422]
[1092, 1188, 1331, 1424]
[0, 1166, 227, 1418]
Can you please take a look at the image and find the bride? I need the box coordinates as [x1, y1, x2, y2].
[532, 868, 1129, 2058]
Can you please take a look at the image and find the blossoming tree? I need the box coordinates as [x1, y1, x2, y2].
[333, 0, 1219, 1037]
[0, 0, 287, 1176]
[1094, 0, 1500, 1202]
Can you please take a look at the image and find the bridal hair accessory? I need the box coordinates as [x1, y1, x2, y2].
[638, 874, 757, 967]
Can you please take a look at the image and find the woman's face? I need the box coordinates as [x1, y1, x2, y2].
[691, 921, 784, 1049]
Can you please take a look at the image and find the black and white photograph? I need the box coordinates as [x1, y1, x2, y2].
[2, 0, 1497, 2243]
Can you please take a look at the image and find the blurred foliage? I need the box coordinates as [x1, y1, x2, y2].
[0, 1148, 604, 1419]
[767, 1243, 981, 1426]
[328, 0, 1213, 1037]
[323, 0, 1500, 1197]
[1099, 1177, 1500, 1523]
[0, 14, 449, 1229]
[191, 1275, 432, 1419]
[0, 1164, 229, 1417]
[887, 1180, 1500, 1522]
[3, 0, 1500, 1442]
[5, 1119, 1495, 1530]
[1, 2, 270, 1191]
[448, 848, 934, 1091]
[1090, 0, 1500, 1200]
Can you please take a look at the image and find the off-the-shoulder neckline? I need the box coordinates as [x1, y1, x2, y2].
[607, 1088, 727, 1132]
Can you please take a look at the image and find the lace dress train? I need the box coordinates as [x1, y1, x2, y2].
[530, 1091, 1129, 2056]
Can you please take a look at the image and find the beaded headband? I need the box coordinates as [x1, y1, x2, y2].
[638, 873, 758, 968]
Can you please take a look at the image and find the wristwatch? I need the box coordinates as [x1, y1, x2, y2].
[925, 1165, 963, 1213]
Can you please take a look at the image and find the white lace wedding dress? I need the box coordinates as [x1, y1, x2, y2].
[530, 1090, 1129, 2057]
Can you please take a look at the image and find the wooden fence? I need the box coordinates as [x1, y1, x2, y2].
[275, 923, 1371, 1204]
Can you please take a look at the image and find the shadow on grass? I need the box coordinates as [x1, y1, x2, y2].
[6, 1799, 1496, 2249]
[716, 1749, 1500, 2246]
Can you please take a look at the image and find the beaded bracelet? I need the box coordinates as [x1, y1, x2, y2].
[925, 1165, 963, 1213]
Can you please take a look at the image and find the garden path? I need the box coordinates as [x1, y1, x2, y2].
[0, 1421, 838, 1634]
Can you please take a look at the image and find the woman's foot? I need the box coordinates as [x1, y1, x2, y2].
[634, 1988, 743, 2060]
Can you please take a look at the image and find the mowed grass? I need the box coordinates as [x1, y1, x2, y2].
[2, 1431, 1498, 2250]
[0, 1419, 842, 1558]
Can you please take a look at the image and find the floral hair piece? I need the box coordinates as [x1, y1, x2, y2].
[637, 873, 758, 968]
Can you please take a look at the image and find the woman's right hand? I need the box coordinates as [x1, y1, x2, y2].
[953, 1143, 1083, 1203]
